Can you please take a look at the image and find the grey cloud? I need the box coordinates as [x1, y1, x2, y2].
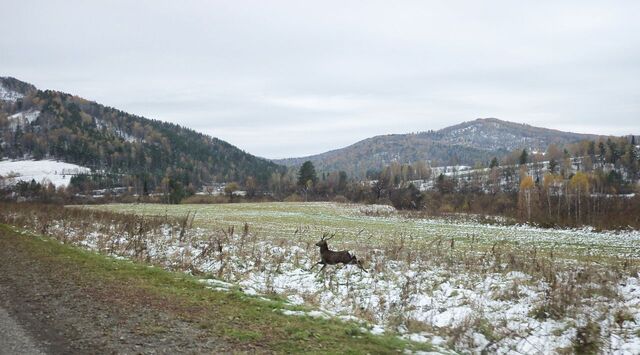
[1, 0, 638, 159]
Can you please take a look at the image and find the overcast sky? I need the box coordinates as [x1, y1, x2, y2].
[1, 1, 639, 159]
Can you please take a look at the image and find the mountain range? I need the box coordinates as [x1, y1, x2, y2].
[274, 118, 603, 176]
[1, 77, 616, 187]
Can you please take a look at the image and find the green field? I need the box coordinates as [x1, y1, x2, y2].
[83, 202, 640, 260]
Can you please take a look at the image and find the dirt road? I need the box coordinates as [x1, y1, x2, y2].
[0, 228, 229, 354]
[0, 305, 45, 355]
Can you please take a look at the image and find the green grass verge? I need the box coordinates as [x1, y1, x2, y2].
[0, 224, 431, 354]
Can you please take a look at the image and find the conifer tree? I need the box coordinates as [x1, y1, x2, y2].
[297, 161, 318, 187]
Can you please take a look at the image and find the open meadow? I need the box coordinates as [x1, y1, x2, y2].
[3, 202, 640, 354]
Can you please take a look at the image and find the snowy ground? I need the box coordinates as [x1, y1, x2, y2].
[0, 159, 91, 187]
[6, 202, 640, 354]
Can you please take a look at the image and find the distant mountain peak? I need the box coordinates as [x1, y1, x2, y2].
[274, 118, 604, 176]
[475, 117, 502, 122]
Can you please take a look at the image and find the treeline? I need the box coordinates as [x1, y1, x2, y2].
[386, 137, 638, 229]
[270, 136, 639, 229]
[8, 135, 637, 228]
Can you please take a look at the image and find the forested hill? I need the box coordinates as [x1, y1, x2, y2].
[0, 77, 284, 189]
[274, 118, 602, 176]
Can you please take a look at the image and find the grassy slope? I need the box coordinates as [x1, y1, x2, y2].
[0, 225, 429, 354]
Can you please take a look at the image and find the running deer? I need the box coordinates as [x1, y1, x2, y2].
[310, 233, 368, 272]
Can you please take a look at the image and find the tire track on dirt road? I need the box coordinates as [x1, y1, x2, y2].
[0, 305, 46, 355]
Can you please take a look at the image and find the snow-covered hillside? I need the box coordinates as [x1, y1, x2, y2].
[0, 83, 24, 102]
[0, 159, 90, 187]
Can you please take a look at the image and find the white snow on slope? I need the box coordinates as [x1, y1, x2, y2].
[8, 110, 40, 130]
[0, 159, 90, 187]
[10, 110, 40, 123]
[0, 84, 24, 102]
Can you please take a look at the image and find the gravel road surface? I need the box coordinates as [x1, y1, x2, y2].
[0, 305, 45, 355]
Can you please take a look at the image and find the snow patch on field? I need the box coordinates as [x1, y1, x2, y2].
[358, 204, 397, 216]
[0, 159, 90, 187]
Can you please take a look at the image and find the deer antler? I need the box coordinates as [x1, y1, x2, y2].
[320, 232, 335, 241]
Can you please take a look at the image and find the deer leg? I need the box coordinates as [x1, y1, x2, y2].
[357, 260, 368, 273]
[349, 254, 364, 266]
[351, 256, 368, 272]
[309, 261, 323, 271]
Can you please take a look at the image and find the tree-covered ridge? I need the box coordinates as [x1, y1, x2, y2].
[0, 77, 284, 191]
[276, 134, 502, 177]
[274, 118, 602, 176]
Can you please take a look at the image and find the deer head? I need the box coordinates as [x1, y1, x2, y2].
[315, 232, 335, 247]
